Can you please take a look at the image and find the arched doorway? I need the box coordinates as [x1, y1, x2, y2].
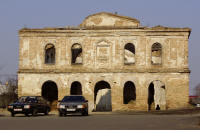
[70, 81, 82, 95]
[94, 81, 112, 111]
[148, 80, 166, 110]
[148, 82, 155, 110]
[123, 81, 136, 104]
[42, 81, 58, 109]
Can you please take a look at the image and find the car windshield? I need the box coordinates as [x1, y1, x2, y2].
[17, 96, 37, 103]
[62, 96, 85, 102]
[17, 97, 27, 103]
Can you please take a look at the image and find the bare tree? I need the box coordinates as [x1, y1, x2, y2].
[0, 65, 5, 72]
[6, 76, 18, 94]
[0, 65, 4, 84]
[195, 83, 200, 96]
[189, 84, 200, 105]
[0, 75, 18, 108]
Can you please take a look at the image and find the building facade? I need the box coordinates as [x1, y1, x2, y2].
[18, 12, 191, 112]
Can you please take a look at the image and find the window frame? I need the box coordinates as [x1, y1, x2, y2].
[44, 43, 56, 65]
[124, 43, 136, 65]
[151, 42, 162, 65]
[71, 43, 83, 65]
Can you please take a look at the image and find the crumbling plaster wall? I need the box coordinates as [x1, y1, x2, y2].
[18, 72, 189, 112]
[18, 33, 189, 72]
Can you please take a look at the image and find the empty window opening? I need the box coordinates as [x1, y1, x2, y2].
[123, 81, 136, 104]
[94, 81, 112, 111]
[71, 43, 82, 64]
[42, 81, 58, 110]
[70, 81, 82, 95]
[45, 44, 55, 64]
[124, 43, 135, 64]
[151, 43, 162, 64]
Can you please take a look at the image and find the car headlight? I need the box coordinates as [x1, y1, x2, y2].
[24, 105, 30, 109]
[8, 105, 13, 109]
[59, 105, 65, 109]
[77, 105, 85, 108]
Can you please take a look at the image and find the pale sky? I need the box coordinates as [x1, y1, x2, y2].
[0, 0, 199, 95]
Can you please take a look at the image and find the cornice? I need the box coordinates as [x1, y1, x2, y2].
[18, 68, 190, 74]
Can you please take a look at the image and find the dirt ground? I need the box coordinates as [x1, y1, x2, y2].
[0, 108, 200, 130]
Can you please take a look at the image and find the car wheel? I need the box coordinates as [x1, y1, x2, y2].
[64, 113, 67, 117]
[44, 108, 49, 115]
[24, 113, 29, 117]
[59, 112, 63, 117]
[32, 109, 37, 116]
[11, 112, 15, 117]
[82, 110, 88, 116]
[85, 111, 88, 116]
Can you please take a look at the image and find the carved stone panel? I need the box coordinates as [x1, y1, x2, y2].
[95, 41, 111, 69]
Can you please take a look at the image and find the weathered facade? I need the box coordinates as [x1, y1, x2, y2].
[18, 12, 191, 112]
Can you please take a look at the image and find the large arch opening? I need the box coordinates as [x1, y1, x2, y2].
[70, 81, 82, 95]
[148, 80, 166, 110]
[94, 81, 112, 111]
[42, 81, 58, 109]
[123, 81, 136, 104]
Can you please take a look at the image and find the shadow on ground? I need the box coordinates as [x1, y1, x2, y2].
[114, 108, 200, 115]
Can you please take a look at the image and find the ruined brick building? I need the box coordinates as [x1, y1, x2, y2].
[18, 12, 191, 112]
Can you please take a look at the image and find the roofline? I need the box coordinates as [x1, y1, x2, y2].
[19, 26, 191, 34]
[82, 12, 140, 24]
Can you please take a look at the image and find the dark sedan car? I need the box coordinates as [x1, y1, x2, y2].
[58, 95, 88, 116]
[7, 96, 50, 117]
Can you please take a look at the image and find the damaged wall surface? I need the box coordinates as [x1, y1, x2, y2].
[18, 12, 191, 112]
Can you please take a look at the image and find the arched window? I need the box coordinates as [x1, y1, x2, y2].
[123, 81, 136, 104]
[151, 43, 162, 65]
[124, 43, 135, 64]
[71, 43, 82, 64]
[45, 44, 55, 64]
